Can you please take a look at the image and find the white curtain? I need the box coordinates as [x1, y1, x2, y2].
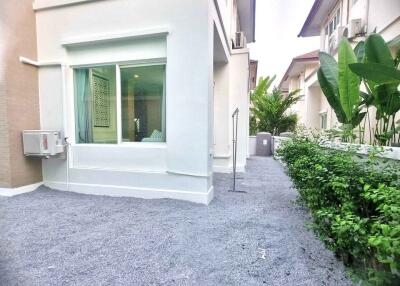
[74, 69, 93, 143]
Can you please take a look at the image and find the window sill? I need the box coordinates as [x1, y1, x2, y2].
[71, 142, 167, 149]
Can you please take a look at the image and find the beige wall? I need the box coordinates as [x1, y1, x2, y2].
[306, 86, 322, 129]
[0, 0, 42, 188]
[305, 64, 318, 79]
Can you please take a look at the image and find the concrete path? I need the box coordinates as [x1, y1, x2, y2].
[0, 157, 353, 285]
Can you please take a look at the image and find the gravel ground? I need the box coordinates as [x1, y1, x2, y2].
[0, 157, 353, 286]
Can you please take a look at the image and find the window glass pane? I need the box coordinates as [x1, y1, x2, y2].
[121, 65, 166, 142]
[74, 66, 117, 144]
[321, 113, 328, 129]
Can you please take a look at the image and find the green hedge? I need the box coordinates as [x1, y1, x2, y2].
[277, 136, 400, 285]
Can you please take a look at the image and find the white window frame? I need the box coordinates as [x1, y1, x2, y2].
[325, 4, 342, 37]
[69, 59, 167, 147]
[320, 112, 328, 130]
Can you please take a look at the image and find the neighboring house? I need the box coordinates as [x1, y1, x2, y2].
[0, 0, 256, 204]
[279, 50, 334, 130]
[280, 0, 400, 132]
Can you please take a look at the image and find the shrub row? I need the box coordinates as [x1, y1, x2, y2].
[277, 136, 400, 285]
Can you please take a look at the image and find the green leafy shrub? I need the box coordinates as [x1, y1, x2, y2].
[277, 135, 400, 285]
[250, 76, 300, 135]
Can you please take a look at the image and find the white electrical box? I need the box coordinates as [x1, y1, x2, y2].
[23, 130, 64, 157]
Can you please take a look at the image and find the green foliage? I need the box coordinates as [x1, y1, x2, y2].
[349, 63, 400, 84]
[318, 34, 400, 146]
[250, 76, 300, 135]
[318, 39, 365, 131]
[348, 34, 400, 146]
[364, 34, 394, 67]
[339, 38, 362, 121]
[249, 114, 258, 136]
[317, 58, 347, 123]
[354, 41, 366, 63]
[277, 135, 400, 285]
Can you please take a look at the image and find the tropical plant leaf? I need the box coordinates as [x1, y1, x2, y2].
[360, 91, 374, 106]
[319, 52, 339, 87]
[349, 63, 400, 84]
[351, 111, 366, 126]
[395, 47, 400, 67]
[354, 41, 365, 63]
[338, 38, 360, 121]
[318, 68, 347, 123]
[365, 34, 394, 67]
[374, 86, 400, 119]
[250, 76, 300, 135]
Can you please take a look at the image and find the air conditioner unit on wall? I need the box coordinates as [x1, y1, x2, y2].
[349, 18, 365, 38]
[23, 130, 64, 158]
[233, 31, 245, 49]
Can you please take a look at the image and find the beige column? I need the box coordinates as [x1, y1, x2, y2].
[0, 0, 42, 188]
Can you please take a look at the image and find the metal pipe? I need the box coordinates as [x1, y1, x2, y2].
[19, 56, 62, 67]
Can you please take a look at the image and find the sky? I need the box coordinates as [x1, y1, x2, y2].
[248, 0, 320, 86]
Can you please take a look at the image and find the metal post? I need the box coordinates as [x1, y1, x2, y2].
[232, 109, 237, 191]
[229, 108, 245, 193]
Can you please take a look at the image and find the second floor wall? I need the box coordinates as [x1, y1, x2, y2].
[34, 0, 254, 51]
[318, 0, 400, 53]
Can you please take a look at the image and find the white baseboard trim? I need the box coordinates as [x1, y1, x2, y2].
[44, 181, 214, 205]
[0, 182, 43, 197]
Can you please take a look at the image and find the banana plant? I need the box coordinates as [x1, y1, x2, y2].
[318, 38, 365, 141]
[349, 34, 400, 146]
[250, 76, 300, 136]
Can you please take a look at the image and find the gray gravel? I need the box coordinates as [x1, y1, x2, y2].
[0, 157, 353, 286]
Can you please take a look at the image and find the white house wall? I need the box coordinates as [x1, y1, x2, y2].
[213, 62, 231, 173]
[320, 0, 400, 51]
[35, 0, 215, 204]
[229, 51, 250, 172]
[214, 0, 233, 43]
[212, 51, 250, 174]
[211, 0, 250, 174]
[368, 0, 400, 38]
